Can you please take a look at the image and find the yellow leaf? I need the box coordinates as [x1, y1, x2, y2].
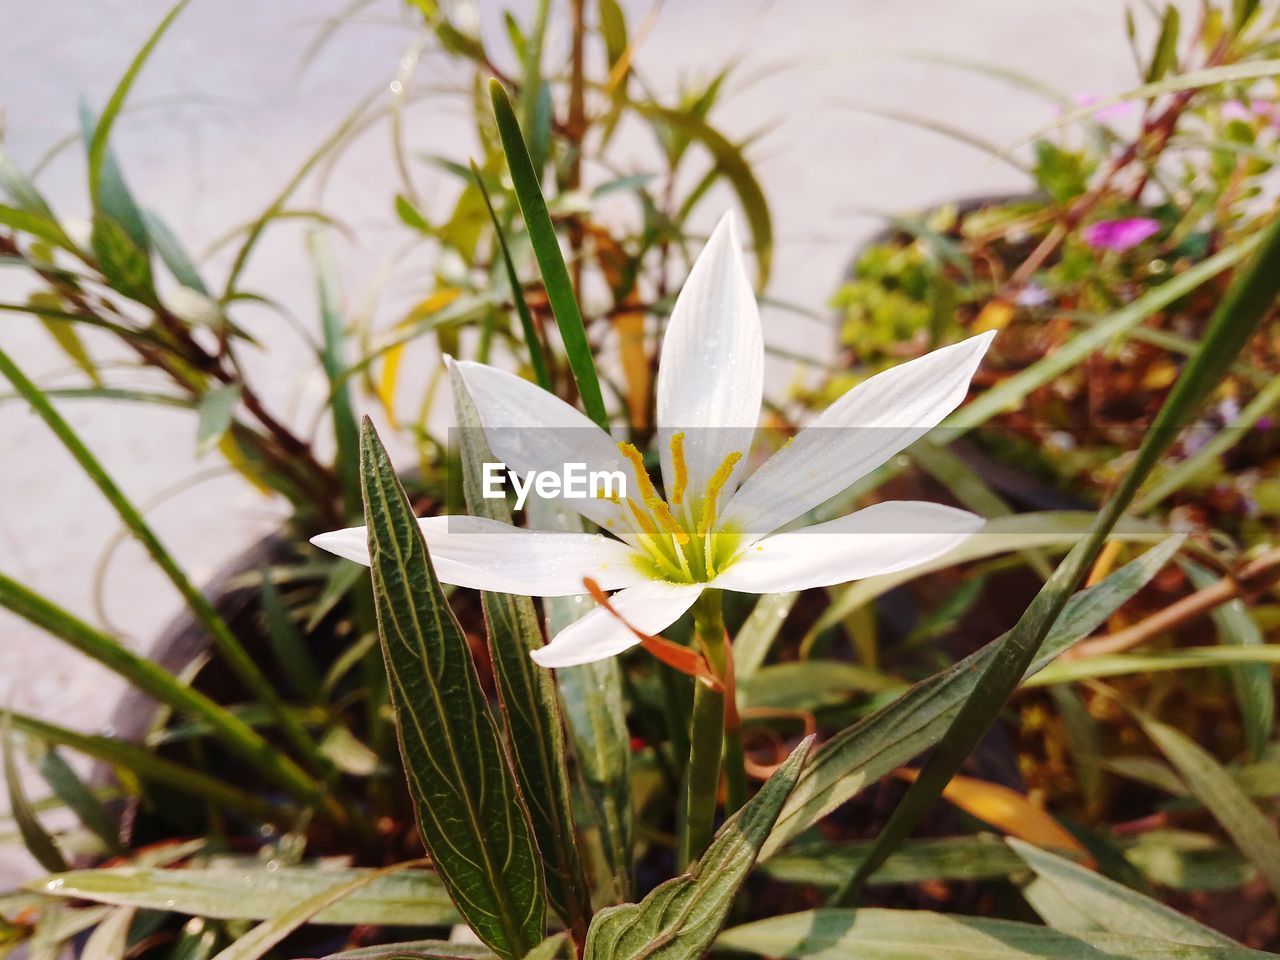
[1141, 361, 1178, 390]
[615, 309, 649, 430]
[377, 288, 462, 428]
[218, 433, 273, 496]
[973, 299, 1014, 333]
[894, 768, 1088, 857]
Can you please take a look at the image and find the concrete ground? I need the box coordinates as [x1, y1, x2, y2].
[0, 0, 1143, 882]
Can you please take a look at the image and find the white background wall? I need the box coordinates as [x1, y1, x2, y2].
[0, 0, 1143, 881]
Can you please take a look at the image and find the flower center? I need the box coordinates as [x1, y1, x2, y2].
[615, 435, 743, 584]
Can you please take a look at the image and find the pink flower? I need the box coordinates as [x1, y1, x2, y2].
[1070, 92, 1137, 123]
[1081, 218, 1160, 252]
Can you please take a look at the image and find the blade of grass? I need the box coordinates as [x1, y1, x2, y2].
[37, 748, 123, 856]
[489, 80, 607, 427]
[86, 0, 192, 212]
[309, 231, 361, 520]
[471, 162, 552, 391]
[0, 350, 329, 804]
[0, 573, 315, 806]
[3, 718, 69, 873]
[8, 710, 281, 821]
[831, 215, 1280, 905]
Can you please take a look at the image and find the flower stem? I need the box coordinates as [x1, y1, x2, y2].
[676, 589, 747, 867]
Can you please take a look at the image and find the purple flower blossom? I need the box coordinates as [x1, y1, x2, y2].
[1081, 218, 1160, 252]
[1257, 416, 1275, 432]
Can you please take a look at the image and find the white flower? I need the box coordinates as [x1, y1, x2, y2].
[313, 214, 994, 668]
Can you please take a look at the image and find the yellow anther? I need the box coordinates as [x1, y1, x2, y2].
[648, 498, 690, 545]
[697, 450, 743, 537]
[617, 442, 661, 504]
[627, 499, 659, 536]
[669, 432, 689, 505]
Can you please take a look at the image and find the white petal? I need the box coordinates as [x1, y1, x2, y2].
[720, 332, 994, 540]
[311, 515, 646, 596]
[712, 501, 984, 593]
[656, 212, 763, 509]
[530, 580, 704, 668]
[452, 359, 639, 539]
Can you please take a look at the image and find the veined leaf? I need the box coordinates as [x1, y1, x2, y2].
[451, 369, 591, 939]
[1184, 560, 1273, 760]
[1140, 716, 1280, 898]
[583, 737, 811, 959]
[762, 536, 1184, 858]
[1008, 838, 1236, 948]
[716, 909, 1273, 959]
[32, 865, 456, 927]
[1026, 646, 1280, 686]
[329, 943, 496, 960]
[359, 419, 545, 958]
[90, 213, 155, 303]
[529, 496, 633, 905]
[489, 80, 606, 428]
[760, 835, 1025, 889]
[833, 217, 1280, 904]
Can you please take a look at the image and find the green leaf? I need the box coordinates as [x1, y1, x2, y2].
[1025, 645, 1280, 686]
[81, 908, 135, 960]
[0, 149, 57, 220]
[359, 418, 545, 958]
[528, 497, 633, 904]
[471, 162, 552, 391]
[144, 210, 209, 295]
[90, 213, 154, 303]
[195, 384, 242, 456]
[763, 536, 1184, 858]
[833, 216, 1280, 905]
[1008, 838, 1236, 947]
[1146, 6, 1181, 82]
[31, 292, 101, 386]
[259, 569, 324, 705]
[811, 511, 1162, 645]
[635, 101, 773, 287]
[0, 348, 326, 804]
[0, 571, 313, 806]
[583, 737, 811, 959]
[451, 370, 591, 939]
[0, 204, 76, 251]
[7, 710, 280, 821]
[328, 943, 496, 960]
[489, 80, 607, 428]
[33, 866, 456, 927]
[1140, 716, 1280, 898]
[310, 231, 362, 520]
[1183, 560, 1273, 759]
[2, 719, 69, 873]
[209, 863, 424, 960]
[761, 835, 1024, 889]
[732, 592, 798, 681]
[37, 749, 122, 856]
[716, 909, 1274, 959]
[86, 0, 191, 219]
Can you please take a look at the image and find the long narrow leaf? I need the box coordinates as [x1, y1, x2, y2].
[451, 369, 591, 940]
[310, 231, 361, 519]
[583, 738, 811, 959]
[833, 217, 1280, 904]
[3, 719, 69, 873]
[763, 536, 1184, 858]
[38, 749, 123, 856]
[359, 419, 545, 958]
[489, 80, 607, 427]
[0, 349, 326, 803]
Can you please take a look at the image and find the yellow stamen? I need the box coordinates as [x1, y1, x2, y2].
[617, 441, 661, 504]
[627, 499, 660, 536]
[697, 451, 743, 537]
[669, 432, 689, 505]
[648, 498, 690, 545]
